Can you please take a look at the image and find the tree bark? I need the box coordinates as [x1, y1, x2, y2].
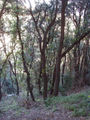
[26, 74, 35, 101]
[73, 47, 80, 87]
[41, 50, 47, 99]
[54, 0, 68, 96]
[0, 81, 2, 101]
[16, 4, 35, 101]
[38, 61, 42, 94]
[82, 38, 89, 85]
[30, 0, 58, 99]
[62, 56, 66, 86]
[50, 67, 56, 95]
[9, 60, 19, 95]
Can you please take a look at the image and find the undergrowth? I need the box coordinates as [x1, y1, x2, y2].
[45, 90, 90, 117]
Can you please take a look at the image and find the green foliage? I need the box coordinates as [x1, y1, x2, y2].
[44, 96, 63, 107]
[59, 86, 67, 96]
[2, 78, 15, 94]
[0, 96, 18, 112]
[62, 91, 90, 117]
[0, 93, 31, 117]
[44, 97, 53, 107]
[59, 72, 74, 95]
[44, 90, 90, 117]
[73, 108, 87, 117]
[62, 72, 74, 90]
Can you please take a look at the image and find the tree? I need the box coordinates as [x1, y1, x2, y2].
[29, 0, 58, 99]
[53, 0, 68, 96]
[16, 2, 35, 101]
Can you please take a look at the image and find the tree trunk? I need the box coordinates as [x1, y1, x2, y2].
[16, 6, 35, 101]
[73, 45, 80, 87]
[62, 56, 66, 85]
[0, 81, 2, 101]
[38, 61, 42, 94]
[41, 51, 47, 99]
[9, 60, 19, 95]
[50, 67, 56, 95]
[26, 74, 35, 101]
[14, 61, 19, 95]
[15, 78, 19, 95]
[73, 49, 78, 86]
[82, 38, 89, 85]
[54, 0, 68, 96]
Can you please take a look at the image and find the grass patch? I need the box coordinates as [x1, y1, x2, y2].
[0, 97, 19, 112]
[45, 90, 90, 117]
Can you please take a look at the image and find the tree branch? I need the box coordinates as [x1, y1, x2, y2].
[0, 0, 7, 19]
[61, 29, 90, 58]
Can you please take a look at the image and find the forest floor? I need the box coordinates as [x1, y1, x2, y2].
[0, 86, 90, 120]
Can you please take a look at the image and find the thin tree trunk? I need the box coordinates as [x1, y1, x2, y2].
[82, 38, 89, 85]
[10, 70, 14, 90]
[38, 61, 42, 94]
[73, 44, 81, 87]
[68, 53, 72, 73]
[62, 56, 66, 86]
[16, 4, 35, 101]
[15, 78, 19, 95]
[26, 74, 35, 101]
[50, 67, 56, 95]
[41, 51, 47, 99]
[0, 81, 2, 101]
[14, 61, 19, 95]
[73, 48, 79, 87]
[9, 61, 19, 95]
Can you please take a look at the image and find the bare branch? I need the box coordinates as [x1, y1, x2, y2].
[0, 0, 8, 19]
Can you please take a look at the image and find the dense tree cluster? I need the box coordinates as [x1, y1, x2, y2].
[0, 0, 90, 101]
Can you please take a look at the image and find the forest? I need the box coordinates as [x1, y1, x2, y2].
[0, 0, 90, 120]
